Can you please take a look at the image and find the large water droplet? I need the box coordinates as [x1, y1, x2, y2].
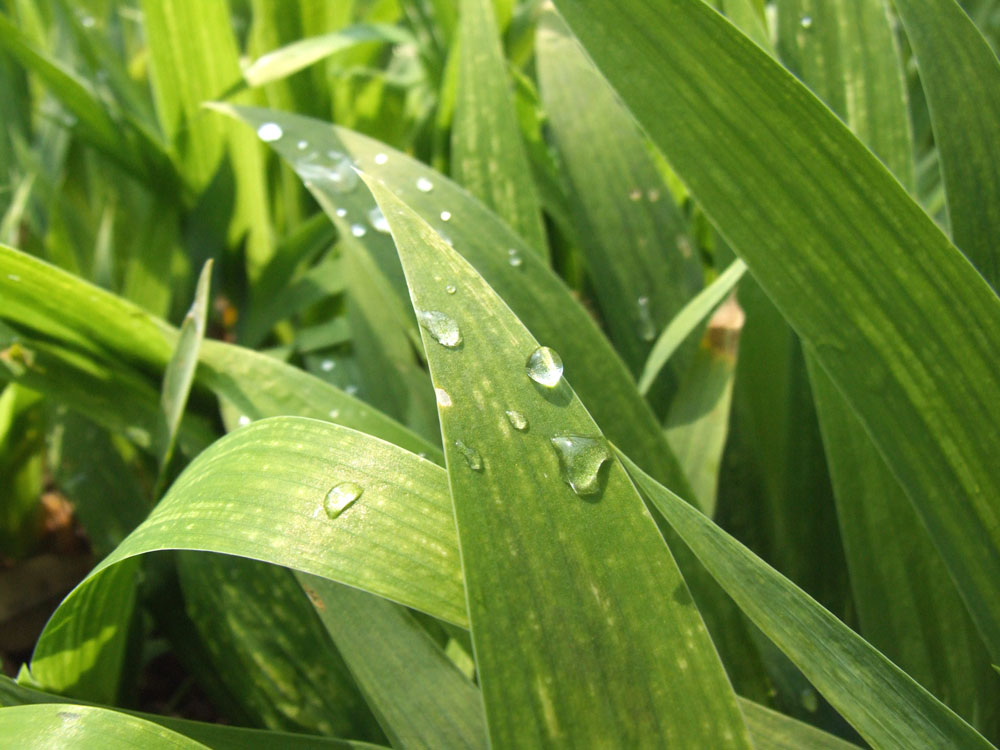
[454, 440, 483, 471]
[323, 481, 363, 519]
[418, 310, 462, 347]
[505, 410, 528, 431]
[368, 206, 390, 233]
[526, 346, 563, 387]
[508, 248, 523, 268]
[637, 296, 656, 342]
[800, 14, 813, 29]
[435, 387, 453, 407]
[257, 122, 283, 142]
[550, 435, 610, 496]
[416, 176, 434, 193]
[351, 223, 367, 238]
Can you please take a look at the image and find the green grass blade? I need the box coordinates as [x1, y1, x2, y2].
[367, 176, 753, 749]
[738, 698, 862, 750]
[221, 107, 692, 496]
[536, 9, 700, 377]
[0, 676, 389, 749]
[553, 0, 1000, 660]
[452, 0, 546, 255]
[0, 704, 211, 750]
[156, 260, 211, 480]
[244, 25, 412, 87]
[298, 574, 487, 749]
[620, 451, 996, 750]
[638, 259, 747, 395]
[893, 0, 1000, 287]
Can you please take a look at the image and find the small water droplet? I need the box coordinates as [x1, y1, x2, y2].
[323, 481, 363, 519]
[351, 223, 367, 237]
[637, 296, 656, 341]
[374, 152, 388, 165]
[454, 440, 483, 471]
[526, 346, 563, 387]
[435, 387, 453, 407]
[440, 232, 454, 247]
[440, 210, 452, 222]
[800, 14, 813, 29]
[508, 248, 523, 268]
[550, 435, 610, 496]
[647, 188, 660, 202]
[345, 384, 359, 396]
[237, 415, 251, 427]
[297, 139, 309, 150]
[6, 273, 20, 282]
[329, 408, 341, 419]
[320, 359, 335, 372]
[336, 207, 347, 218]
[445, 284, 457, 295]
[629, 188, 642, 201]
[257, 122, 283, 142]
[368, 206, 391, 233]
[80, 15, 96, 28]
[418, 310, 462, 347]
[800, 688, 819, 712]
[505, 410, 528, 431]
[416, 176, 434, 192]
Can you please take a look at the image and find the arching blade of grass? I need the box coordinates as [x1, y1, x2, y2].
[738, 698, 861, 750]
[536, 9, 700, 381]
[0, 676, 389, 749]
[298, 574, 488, 749]
[893, 0, 1000, 287]
[220, 106, 692, 497]
[620, 451, 996, 750]
[0, 244, 435, 459]
[552, 0, 1000, 661]
[452, 0, 546, 255]
[0, 703, 211, 750]
[366, 176, 752, 749]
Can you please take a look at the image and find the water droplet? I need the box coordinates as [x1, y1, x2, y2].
[329, 408, 341, 419]
[351, 223, 367, 238]
[800, 688, 819, 713]
[454, 440, 483, 471]
[237, 415, 251, 427]
[80, 15, 96, 28]
[257, 122, 283, 142]
[418, 310, 462, 347]
[297, 139, 309, 150]
[637, 296, 656, 341]
[368, 206, 391, 233]
[440, 210, 452, 222]
[345, 384, 359, 396]
[323, 481, 363, 519]
[526, 346, 563, 387]
[374, 152, 388, 165]
[505, 410, 528, 431]
[629, 188, 642, 201]
[320, 359, 335, 372]
[435, 387, 453, 407]
[508, 248, 523, 268]
[328, 149, 345, 161]
[445, 284, 457, 295]
[800, 14, 813, 29]
[6, 273, 20, 282]
[329, 159, 359, 193]
[647, 188, 660, 202]
[336, 207, 347, 218]
[550, 435, 610, 496]
[416, 176, 434, 192]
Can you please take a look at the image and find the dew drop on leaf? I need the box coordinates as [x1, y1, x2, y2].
[323, 481, 363, 519]
[416, 176, 434, 193]
[320, 359, 335, 372]
[296, 140, 309, 150]
[6, 273, 20, 282]
[445, 284, 457, 295]
[526, 346, 563, 386]
[435, 387, 453, 407]
[505, 410, 528, 431]
[550, 435, 610, 496]
[508, 248, 523, 268]
[440, 210, 452, 222]
[374, 152, 388, 165]
[800, 14, 813, 29]
[454, 440, 483, 471]
[336, 207, 347, 218]
[351, 223, 367, 238]
[368, 206, 390, 233]
[800, 688, 819, 713]
[256, 122, 283, 142]
[637, 296, 656, 341]
[418, 310, 462, 347]
[237, 415, 251, 427]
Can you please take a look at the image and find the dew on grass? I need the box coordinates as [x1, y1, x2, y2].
[526, 346, 563, 387]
